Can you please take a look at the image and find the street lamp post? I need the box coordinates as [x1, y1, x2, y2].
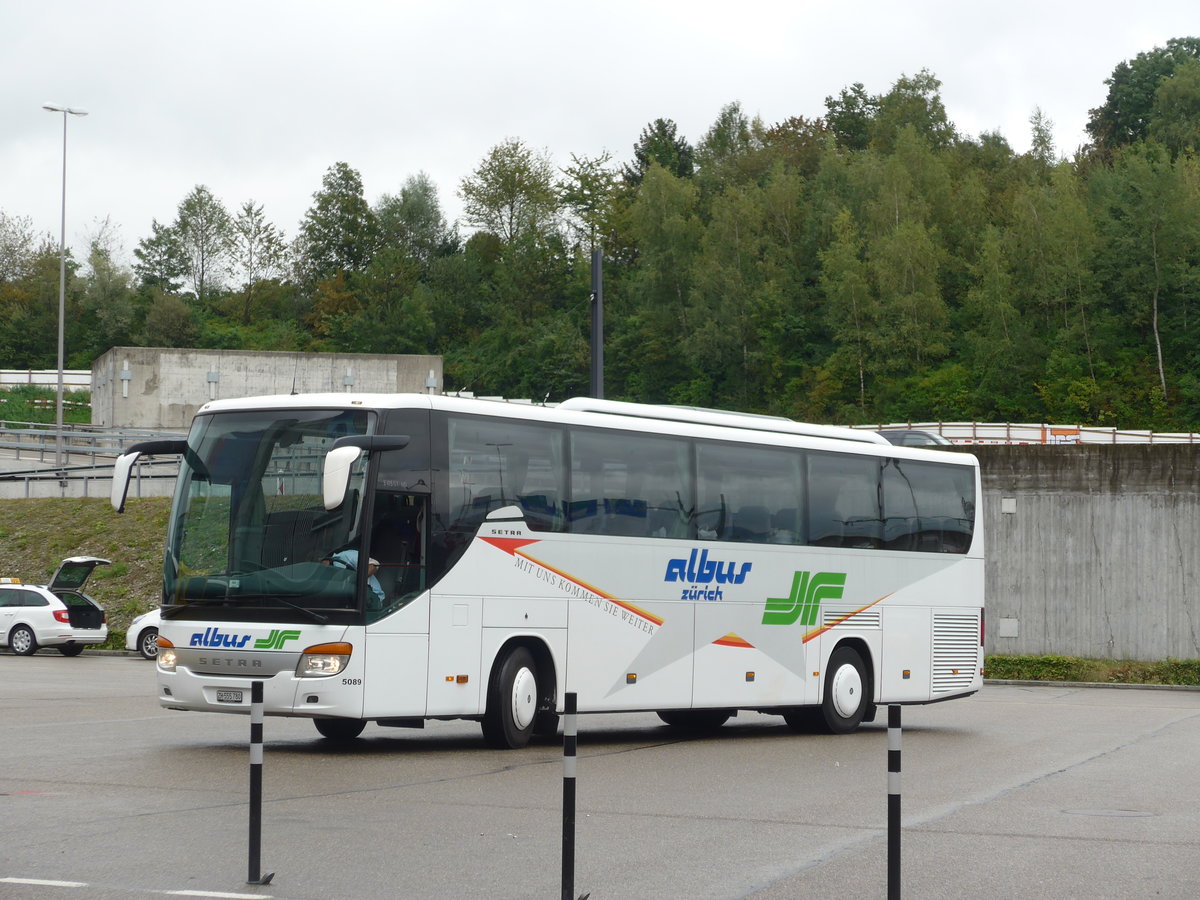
[42, 102, 87, 477]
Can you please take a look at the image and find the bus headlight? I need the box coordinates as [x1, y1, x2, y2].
[297, 642, 353, 677]
[157, 638, 177, 672]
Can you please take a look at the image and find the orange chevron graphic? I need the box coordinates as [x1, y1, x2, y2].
[479, 535, 665, 627]
[801, 593, 891, 643]
[713, 632, 754, 648]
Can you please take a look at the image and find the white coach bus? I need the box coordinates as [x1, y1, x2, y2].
[111, 394, 983, 748]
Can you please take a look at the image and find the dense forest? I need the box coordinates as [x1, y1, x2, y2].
[3, 39, 1200, 429]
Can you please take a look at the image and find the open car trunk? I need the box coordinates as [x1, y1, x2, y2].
[60, 593, 105, 629]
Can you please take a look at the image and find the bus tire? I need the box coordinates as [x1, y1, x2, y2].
[314, 717, 366, 740]
[482, 647, 538, 749]
[533, 710, 560, 737]
[816, 645, 869, 734]
[657, 709, 732, 732]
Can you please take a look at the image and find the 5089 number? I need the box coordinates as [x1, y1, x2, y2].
[342, 678, 362, 685]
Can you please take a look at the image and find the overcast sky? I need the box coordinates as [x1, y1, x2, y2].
[3, 1, 1197, 266]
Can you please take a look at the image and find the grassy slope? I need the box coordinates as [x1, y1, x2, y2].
[0, 497, 170, 637]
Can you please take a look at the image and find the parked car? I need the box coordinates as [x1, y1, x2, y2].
[876, 429, 954, 447]
[0, 557, 110, 656]
[125, 608, 161, 660]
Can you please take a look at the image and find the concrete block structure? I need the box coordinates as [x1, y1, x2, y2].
[978, 444, 1200, 661]
[91, 348, 442, 429]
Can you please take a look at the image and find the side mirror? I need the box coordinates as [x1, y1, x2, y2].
[323, 446, 364, 510]
[111, 450, 141, 513]
[322, 435, 410, 511]
[110, 439, 188, 513]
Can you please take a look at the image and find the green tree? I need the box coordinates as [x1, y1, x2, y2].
[174, 185, 232, 306]
[1028, 107, 1057, 163]
[694, 101, 759, 182]
[0, 210, 43, 284]
[141, 288, 197, 347]
[229, 201, 287, 325]
[296, 162, 378, 282]
[1148, 57, 1200, 157]
[132, 219, 186, 293]
[1092, 142, 1200, 403]
[76, 225, 136, 363]
[823, 83, 878, 152]
[458, 138, 559, 243]
[870, 70, 956, 153]
[375, 171, 454, 266]
[616, 165, 704, 400]
[1086, 37, 1200, 153]
[623, 118, 695, 185]
[559, 151, 621, 251]
[819, 209, 877, 410]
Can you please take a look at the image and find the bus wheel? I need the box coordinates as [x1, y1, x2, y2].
[482, 647, 538, 749]
[314, 718, 366, 740]
[657, 709, 732, 732]
[817, 646, 869, 734]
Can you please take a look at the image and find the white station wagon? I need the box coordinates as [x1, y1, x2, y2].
[0, 557, 110, 656]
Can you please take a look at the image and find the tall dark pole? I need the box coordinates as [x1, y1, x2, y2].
[42, 103, 87, 477]
[590, 248, 604, 399]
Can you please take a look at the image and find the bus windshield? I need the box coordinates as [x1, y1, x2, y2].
[163, 407, 375, 617]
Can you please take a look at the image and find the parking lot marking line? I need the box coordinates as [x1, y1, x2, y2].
[162, 891, 273, 899]
[1, 878, 88, 887]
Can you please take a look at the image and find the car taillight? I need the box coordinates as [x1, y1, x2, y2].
[53, 609, 71, 624]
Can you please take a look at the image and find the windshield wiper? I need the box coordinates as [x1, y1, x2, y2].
[269, 596, 328, 624]
[161, 598, 229, 618]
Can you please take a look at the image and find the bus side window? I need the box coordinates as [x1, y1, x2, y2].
[807, 453, 881, 549]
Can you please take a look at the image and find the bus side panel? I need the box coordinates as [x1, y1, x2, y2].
[479, 623, 568, 712]
[692, 603, 810, 708]
[565, 599, 694, 712]
[426, 595, 484, 716]
[477, 595, 568, 713]
[878, 606, 933, 703]
[362, 633, 430, 717]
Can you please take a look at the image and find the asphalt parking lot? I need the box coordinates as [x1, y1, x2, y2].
[2, 652, 1199, 899]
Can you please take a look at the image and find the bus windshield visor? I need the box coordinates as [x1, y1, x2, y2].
[163, 408, 375, 614]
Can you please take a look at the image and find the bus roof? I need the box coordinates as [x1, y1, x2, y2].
[556, 397, 889, 445]
[190, 395, 998, 474]
[197, 393, 887, 446]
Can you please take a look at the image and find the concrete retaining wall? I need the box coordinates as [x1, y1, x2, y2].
[977, 444, 1200, 660]
[91, 348, 443, 429]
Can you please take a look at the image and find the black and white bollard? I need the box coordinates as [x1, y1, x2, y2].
[561, 692, 578, 900]
[247, 681, 275, 885]
[887, 704, 901, 900]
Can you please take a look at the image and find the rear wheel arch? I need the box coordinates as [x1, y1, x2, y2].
[487, 635, 558, 717]
[481, 636, 558, 748]
[830, 637, 875, 703]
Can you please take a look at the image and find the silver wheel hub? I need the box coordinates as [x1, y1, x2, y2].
[12, 630, 31, 653]
[510, 666, 537, 730]
[830, 662, 863, 719]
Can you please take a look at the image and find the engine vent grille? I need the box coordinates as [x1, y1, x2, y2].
[933, 613, 979, 693]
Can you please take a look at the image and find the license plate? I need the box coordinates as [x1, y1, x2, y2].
[216, 689, 244, 704]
